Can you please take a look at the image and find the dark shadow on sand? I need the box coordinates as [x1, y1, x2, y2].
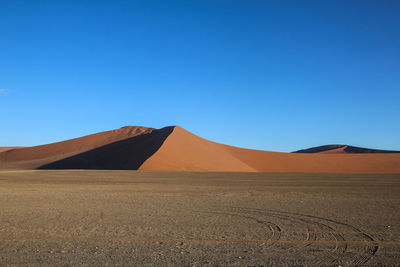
[38, 126, 174, 170]
[293, 144, 400, 154]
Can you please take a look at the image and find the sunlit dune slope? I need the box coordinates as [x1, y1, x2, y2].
[225, 146, 400, 173]
[140, 126, 400, 173]
[1, 126, 400, 172]
[0, 147, 24, 153]
[139, 126, 255, 172]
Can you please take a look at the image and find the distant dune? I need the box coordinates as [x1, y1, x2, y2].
[293, 144, 400, 154]
[0, 147, 24, 153]
[1, 126, 400, 173]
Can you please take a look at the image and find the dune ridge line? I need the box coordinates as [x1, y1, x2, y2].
[1, 126, 400, 173]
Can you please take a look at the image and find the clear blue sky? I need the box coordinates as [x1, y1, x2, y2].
[1, 0, 399, 152]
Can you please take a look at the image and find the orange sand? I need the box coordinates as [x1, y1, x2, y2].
[140, 126, 400, 173]
[0, 147, 23, 153]
[0, 127, 155, 169]
[2, 126, 400, 173]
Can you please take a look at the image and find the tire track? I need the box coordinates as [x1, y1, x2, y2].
[233, 208, 378, 265]
[199, 210, 282, 249]
[232, 208, 346, 265]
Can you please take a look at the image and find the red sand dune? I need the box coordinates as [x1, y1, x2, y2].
[293, 144, 400, 154]
[1, 126, 400, 173]
[0, 126, 159, 169]
[140, 126, 255, 172]
[140, 127, 400, 173]
[0, 147, 24, 153]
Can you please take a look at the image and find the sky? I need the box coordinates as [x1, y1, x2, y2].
[1, 0, 399, 152]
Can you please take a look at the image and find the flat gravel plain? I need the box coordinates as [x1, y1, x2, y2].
[0, 170, 399, 266]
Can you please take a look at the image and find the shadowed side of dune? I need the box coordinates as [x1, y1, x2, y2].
[293, 144, 400, 154]
[38, 126, 174, 170]
[0, 126, 157, 169]
[293, 145, 346, 153]
[3, 125, 400, 172]
[343, 146, 400, 153]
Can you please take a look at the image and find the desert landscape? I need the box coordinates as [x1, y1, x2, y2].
[2, 1, 400, 265]
[0, 170, 399, 266]
[0, 127, 399, 266]
[1, 126, 400, 173]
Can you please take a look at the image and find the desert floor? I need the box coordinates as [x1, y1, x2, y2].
[0, 170, 399, 266]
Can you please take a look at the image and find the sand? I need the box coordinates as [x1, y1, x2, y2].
[37, 127, 173, 170]
[0, 170, 399, 266]
[140, 126, 400, 173]
[139, 126, 255, 172]
[293, 144, 400, 154]
[0, 126, 169, 169]
[2, 126, 400, 173]
[0, 147, 24, 153]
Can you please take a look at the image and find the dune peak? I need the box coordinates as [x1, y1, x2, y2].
[1, 125, 400, 173]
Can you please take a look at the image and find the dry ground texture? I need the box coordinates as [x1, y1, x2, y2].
[0, 170, 399, 266]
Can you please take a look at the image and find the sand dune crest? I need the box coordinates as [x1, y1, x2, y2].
[1, 126, 400, 173]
